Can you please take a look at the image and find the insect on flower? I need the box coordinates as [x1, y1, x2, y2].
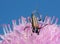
[24, 10, 49, 35]
[31, 11, 48, 35]
[31, 13, 41, 35]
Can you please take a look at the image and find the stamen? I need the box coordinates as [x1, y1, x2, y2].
[44, 16, 48, 24]
[21, 16, 27, 25]
[55, 18, 58, 24]
[46, 17, 51, 24]
[51, 16, 55, 24]
[3, 24, 9, 35]
[28, 17, 31, 22]
[4, 24, 9, 33]
[18, 18, 21, 25]
[8, 24, 12, 33]
[3, 27, 6, 35]
[12, 20, 16, 26]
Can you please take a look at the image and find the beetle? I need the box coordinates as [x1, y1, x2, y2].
[24, 11, 48, 35]
[31, 13, 41, 35]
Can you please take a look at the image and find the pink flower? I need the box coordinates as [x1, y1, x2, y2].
[0, 15, 60, 44]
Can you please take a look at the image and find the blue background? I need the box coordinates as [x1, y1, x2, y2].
[0, 0, 60, 35]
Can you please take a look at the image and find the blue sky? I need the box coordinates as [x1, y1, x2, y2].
[0, 0, 60, 34]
